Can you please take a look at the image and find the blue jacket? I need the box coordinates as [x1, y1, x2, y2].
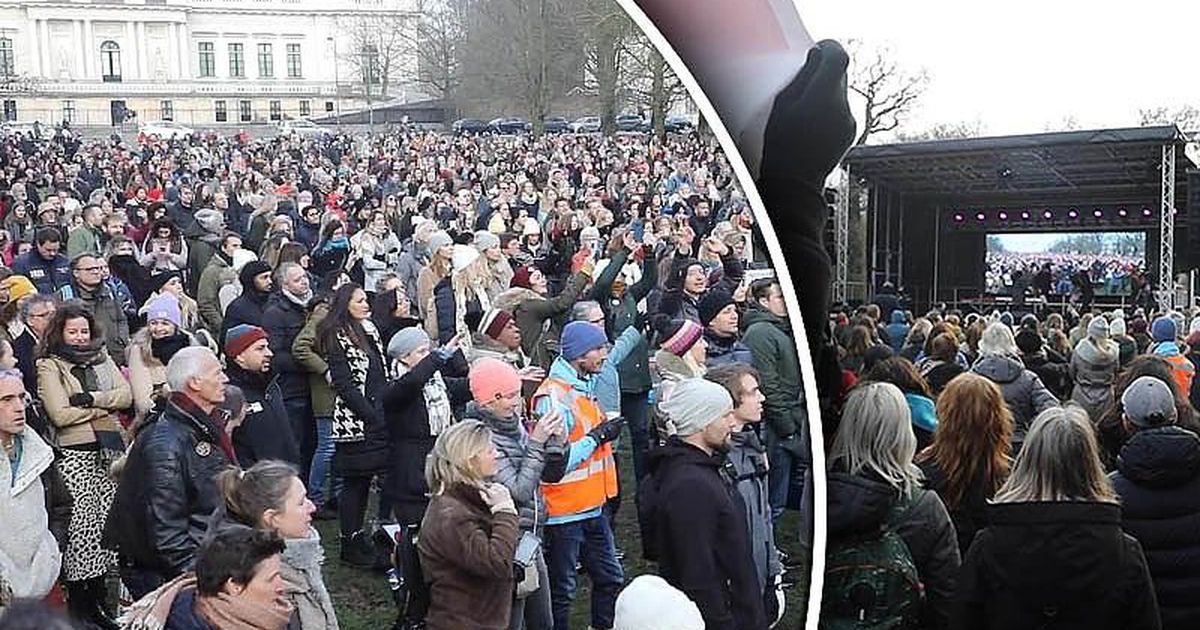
[886, 311, 910, 353]
[11, 249, 71, 295]
[535, 356, 603, 525]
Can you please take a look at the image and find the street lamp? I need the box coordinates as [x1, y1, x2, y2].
[327, 36, 341, 129]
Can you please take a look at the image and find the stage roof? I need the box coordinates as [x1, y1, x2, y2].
[844, 125, 1196, 208]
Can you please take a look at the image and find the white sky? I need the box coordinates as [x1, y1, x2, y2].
[993, 232, 1146, 253]
[797, 1, 1200, 136]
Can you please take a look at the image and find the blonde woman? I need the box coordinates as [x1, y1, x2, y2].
[950, 405, 1159, 629]
[417, 420, 521, 630]
[417, 231, 455, 340]
[652, 318, 708, 440]
[127, 293, 196, 424]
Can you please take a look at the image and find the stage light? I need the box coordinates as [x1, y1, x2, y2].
[975, 212, 986, 221]
[953, 213, 964, 222]
[1142, 208, 1153, 216]
[998, 211, 1008, 220]
[1043, 210, 1053, 219]
[1093, 209, 1103, 218]
[1021, 211, 1031, 220]
[1068, 209, 1079, 219]
[1118, 208, 1128, 217]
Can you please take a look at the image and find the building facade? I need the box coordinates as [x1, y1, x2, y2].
[0, 0, 417, 128]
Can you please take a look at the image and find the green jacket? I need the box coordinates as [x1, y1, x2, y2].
[66, 225, 102, 259]
[493, 270, 591, 369]
[742, 302, 804, 439]
[292, 301, 335, 415]
[196, 254, 234, 335]
[591, 247, 657, 394]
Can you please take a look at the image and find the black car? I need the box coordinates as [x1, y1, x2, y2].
[615, 114, 646, 132]
[664, 115, 695, 133]
[452, 118, 490, 134]
[489, 117, 531, 134]
[542, 116, 570, 133]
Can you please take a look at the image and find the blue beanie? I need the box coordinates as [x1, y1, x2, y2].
[1152, 316, 1177, 342]
[561, 321, 608, 361]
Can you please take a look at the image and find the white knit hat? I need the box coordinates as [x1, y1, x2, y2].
[659, 378, 734, 437]
[613, 575, 704, 630]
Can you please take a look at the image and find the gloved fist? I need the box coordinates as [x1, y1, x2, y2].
[69, 392, 94, 408]
[587, 416, 626, 446]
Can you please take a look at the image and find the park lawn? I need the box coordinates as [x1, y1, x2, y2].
[320, 442, 810, 629]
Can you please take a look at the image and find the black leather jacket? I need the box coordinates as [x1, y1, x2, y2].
[103, 395, 231, 576]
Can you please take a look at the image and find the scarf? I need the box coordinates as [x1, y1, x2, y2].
[51, 339, 106, 368]
[151, 331, 192, 367]
[195, 591, 293, 630]
[283, 287, 312, 308]
[395, 358, 453, 436]
[119, 574, 196, 630]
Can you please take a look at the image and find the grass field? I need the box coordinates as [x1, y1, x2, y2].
[319, 442, 811, 629]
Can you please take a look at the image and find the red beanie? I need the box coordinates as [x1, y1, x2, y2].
[511, 266, 534, 289]
[469, 358, 521, 403]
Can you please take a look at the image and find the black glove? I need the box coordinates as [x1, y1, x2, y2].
[587, 416, 625, 446]
[374, 252, 388, 262]
[541, 447, 567, 483]
[69, 392, 94, 407]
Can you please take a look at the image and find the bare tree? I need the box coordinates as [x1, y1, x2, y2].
[413, 0, 467, 108]
[339, 11, 417, 102]
[578, 4, 633, 133]
[893, 119, 986, 143]
[847, 40, 928, 145]
[619, 30, 689, 140]
[1139, 105, 1200, 135]
[1042, 114, 1083, 132]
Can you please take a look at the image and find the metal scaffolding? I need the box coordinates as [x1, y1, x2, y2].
[1160, 142, 1176, 310]
[834, 166, 850, 303]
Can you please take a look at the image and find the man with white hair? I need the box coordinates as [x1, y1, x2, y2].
[102, 347, 234, 599]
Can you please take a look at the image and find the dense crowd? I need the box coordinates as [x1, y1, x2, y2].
[984, 251, 1148, 300]
[821, 293, 1200, 629]
[0, 122, 813, 630]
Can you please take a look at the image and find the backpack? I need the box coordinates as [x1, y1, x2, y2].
[820, 488, 925, 630]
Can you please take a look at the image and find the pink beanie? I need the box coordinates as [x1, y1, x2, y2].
[469, 358, 521, 403]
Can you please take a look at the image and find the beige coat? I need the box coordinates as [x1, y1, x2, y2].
[37, 353, 132, 447]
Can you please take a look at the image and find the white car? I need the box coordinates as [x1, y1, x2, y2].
[571, 116, 601, 133]
[139, 121, 194, 139]
[278, 119, 332, 138]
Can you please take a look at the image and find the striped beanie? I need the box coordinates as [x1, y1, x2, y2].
[224, 324, 268, 359]
[478, 309, 515, 340]
[661, 319, 704, 356]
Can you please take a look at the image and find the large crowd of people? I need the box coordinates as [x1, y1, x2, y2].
[0, 121, 812, 630]
[984, 251, 1149, 300]
[822, 293, 1200, 629]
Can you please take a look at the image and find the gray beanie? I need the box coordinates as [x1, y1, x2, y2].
[194, 208, 225, 234]
[474, 230, 500, 252]
[428, 230, 453, 252]
[1087, 316, 1110, 340]
[388, 326, 431, 361]
[660, 378, 734, 437]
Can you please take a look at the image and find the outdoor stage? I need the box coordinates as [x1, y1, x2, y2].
[839, 125, 1200, 313]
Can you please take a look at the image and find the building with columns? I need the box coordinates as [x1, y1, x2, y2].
[0, 0, 417, 127]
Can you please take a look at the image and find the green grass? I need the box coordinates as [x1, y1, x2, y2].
[320, 443, 810, 629]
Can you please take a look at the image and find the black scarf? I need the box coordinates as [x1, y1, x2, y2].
[151, 332, 191, 366]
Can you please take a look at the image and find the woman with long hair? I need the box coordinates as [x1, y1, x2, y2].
[350, 210, 403, 294]
[951, 406, 1159, 629]
[310, 219, 351, 279]
[128, 293, 197, 424]
[917, 373, 1012, 555]
[824, 382, 960, 629]
[417, 419, 521, 630]
[37, 301, 132, 628]
[841, 325, 876, 375]
[1070, 316, 1119, 423]
[139, 218, 188, 274]
[214, 461, 338, 629]
[416, 231, 454, 340]
[652, 318, 708, 441]
[318, 283, 391, 569]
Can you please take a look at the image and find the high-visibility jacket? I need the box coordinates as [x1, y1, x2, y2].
[1162, 353, 1196, 394]
[535, 377, 619, 518]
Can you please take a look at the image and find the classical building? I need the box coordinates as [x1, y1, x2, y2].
[0, 0, 417, 127]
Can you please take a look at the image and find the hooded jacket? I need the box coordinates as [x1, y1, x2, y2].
[639, 437, 767, 630]
[723, 427, 780, 593]
[886, 311, 910, 353]
[225, 362, 301, 468]
[492, 269, 591, 369]
[1070, 336, 1119, 423]
[220, 266, 271, 346]
[1111, 426, 1200, 630]
[463, 402, 549, 534]
[827, 471, 960, 630]
[263, 290, 312, 400]
[971, 354, 1058, 447]
[742, 303, 804, 440]
[951, 501, 1159, 630]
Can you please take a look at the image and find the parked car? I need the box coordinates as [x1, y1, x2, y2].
[489, 117, 531, 134]
[542, 116, 571, 133]
[278, 118, 332, 138]
[664, 114, 696, 133]
[0, 121, 42, 137]
[452, 118, 490, 134]
[615, 113, 646, 132]
[138, 121, 194, 139]
[571, 116, 601, 133]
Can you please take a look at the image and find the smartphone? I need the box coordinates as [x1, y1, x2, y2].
[514, 531, 540, 568]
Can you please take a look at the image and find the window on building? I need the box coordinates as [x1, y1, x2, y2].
[325, 101, 334, 112]
[2, 101, 15, 122]
[0, 38, 14, 77]
[286, 43, 301, 79]
[257, 43, 273, 78]
[228, 43, 244, 78]
[198, 42, 215, 77]
[100, 40, 121, 82]
[215, 100, 227, 122]
[239, 99, 252, 122]
[62, 100, 76, 123]
[299, 100, 310, 117]
[269, 100, 281, 121]
[161, 100, 174, 121]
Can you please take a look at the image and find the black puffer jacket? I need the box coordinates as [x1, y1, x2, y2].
[262, 291, 311, 400]
[951, 501, 1160, 630]
[102, 395, 232, 576]
[826, 471, 961, 630]
[225, 363, 300, 468]
[1111, 426, 1200, 630]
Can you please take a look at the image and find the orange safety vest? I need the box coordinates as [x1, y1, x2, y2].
[1163, 353, 1196, 394]
[534, 378, 619, 518]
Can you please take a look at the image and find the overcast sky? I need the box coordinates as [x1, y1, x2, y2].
[798, 2, 1200, 137]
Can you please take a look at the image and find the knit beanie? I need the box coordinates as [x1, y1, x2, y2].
[141, 293, 182, 328]
[511, 266, 534, 289]
[478, 309, 515, 340]
[660, 319, 704, 356]
[999, 311, 1014, 328]
[1152, 316, 1176, 342]
[1087, 316, 1110, 340]
[1014, 328, 1043, 355]
[1, 275, 36, 304]
[473, 230, 500, 252]
[1110, 317, 1127, 337]
[224, 324, 267, 359]
[469, 358, 521, 403]
[193, 209, 225, 234]
[427, 230, 453, 252]
[1131, 317, 1149, 336]
[613, 575, 704, 630]
[560, 321, 608, 361]
[452, 244, 479, 273]
[660, 378, 734, 437]
[239, 260, 272, 289]
[696, 289, 736, 326]
[147, 270, 182, 295]
[388, 326, 430, 361]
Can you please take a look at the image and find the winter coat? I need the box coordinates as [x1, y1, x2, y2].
[103, 396, 232, 576]
[0, 428, 71, 601]
[220, 286, 270, 348]
[418, 483, 521, 630]
[971, 354, 1059, 448]
[263, 291, 312, 400]
[918, 457, 995, 557]
[594, 327, 643, 416]
[827, 471, 961, 630]
[742, 302, 805, 440]
[185, 234, 220, 295]
[723, 427, 780, 594]
[1070, 337, 1119, 423]
[196, 254, 234, 335]
[225, 364, 301, 468]
[11, 249, 70, 295]
[378, 349, 470, 514]
[37, 351, 132, 448]
[591, 247, 657, 393]
[639, 437, 767, 630]
[1115, 334, 1138, 367]
[292, 302, 334, 416]
[395, 249, 427, 317]
[920, 360, 965, 397]
[309, 243, 349, 280]
[886, 311, 910, 354]
[66, 224, 103, 258]
[493, 270, 591, 369]
[652, 350, 706, 438]
[328, 323, 390, 477]
[1020, 351, 1071, 400]
[1110, 426, 1200, 630]
[351, 230, 402, 293]
[465, 403, 548, 534]
[704, 328, 755, 370]
[951, 501, 1160, 630]
[59, 281, 131, 366]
